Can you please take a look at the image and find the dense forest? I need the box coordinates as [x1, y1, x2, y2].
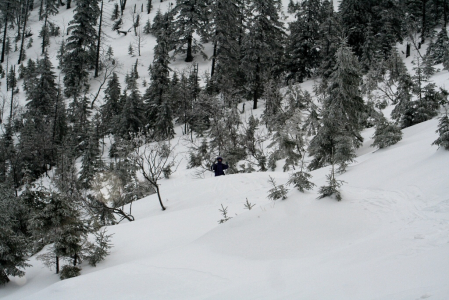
[1, 0, 449, 284]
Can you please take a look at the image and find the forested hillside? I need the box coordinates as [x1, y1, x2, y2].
[1, 0, 449, 299]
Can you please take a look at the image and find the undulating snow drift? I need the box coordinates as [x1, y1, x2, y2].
[1, 114, 449, 300]
[1, 0, 449, 299]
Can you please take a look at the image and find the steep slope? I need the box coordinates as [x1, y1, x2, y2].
[1, 117, 448, 300]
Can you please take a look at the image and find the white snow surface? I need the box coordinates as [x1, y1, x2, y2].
[1, 113, 449, 300]
[1, 0, 449, 299]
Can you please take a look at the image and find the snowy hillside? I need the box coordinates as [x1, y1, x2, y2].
[1, 0, 449, 299]
[1, 108, 449, 300]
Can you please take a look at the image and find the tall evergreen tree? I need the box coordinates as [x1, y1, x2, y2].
[115, 78, 145, 139]
[172, 0, 208, 62]
[309, 41, 366, 172]
[208, 0, 241, 97]
[63, 0, 100, 98]
[145, 32, 174, 140]
[242, 0, 285, 109]
[286, 0, 323, 83]
[0, 184, 29, 285]
[339, 0, 373, 57]
[100, 72, 122, 135]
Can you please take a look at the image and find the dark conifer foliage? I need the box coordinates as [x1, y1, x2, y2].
[309, 41, 365, 172]
[62, 0, 100, 98]
[172, 0, 208, 62]
[242, 0, 285, 109]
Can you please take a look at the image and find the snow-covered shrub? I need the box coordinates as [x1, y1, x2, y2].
[267, 176, 289, 200]
[59, 265, 81, 280]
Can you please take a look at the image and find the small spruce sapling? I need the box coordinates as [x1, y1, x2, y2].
[59, 265, 81, 280]
[432, 109, 449, 150]
[317, 157, 345, 201]
[287, 155, 315, 192]
[267, 176, 289, 200]
[371, 116, 403, 149]
[218, 204, 232, 224]
[86, 229, 113, 267]
[244, 198, 256, 210]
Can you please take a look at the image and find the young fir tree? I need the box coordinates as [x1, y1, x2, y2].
[242, 0, 285, 109]
[100, 72, 122, 135]
[317, 155, 345, 201]
[371, 115, 403, 149]
[63, 0, 100, 98]
[426, 27, 449, 65]
[0, 184, 29, 285]
[115, 77, 145, 139]
[145, 32, 174, 140]
[432, 110, 449, 150]
[287, 151, 316, 193]
[79, 124, 102, 189]
[267, 176, 289, 200]
[29, 188, 88, 273]
[309, 40, 365, 173]
[143, 19, 151, 34]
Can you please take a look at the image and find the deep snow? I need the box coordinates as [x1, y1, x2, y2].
[1, 0, 449, 299]
[2, 111, 449, 300]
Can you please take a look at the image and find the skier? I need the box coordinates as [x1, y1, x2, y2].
[211, 157, 229, 177]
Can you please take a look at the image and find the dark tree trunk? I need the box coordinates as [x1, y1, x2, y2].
[67, 0, 71, 9]
[42, 15, 47, 54]
[10, 67, 14, 120]
[253, 56, 261, 110]
[94, 0, 103, 78]
[444, 0, 448, 27]
[421, 0, 427, 43]
[18, 0, 29, 64]
[185, 34, 193, 62]
[211, 40, 217, 77]
[155, 184, 166, 210]
[120, 0, 127, 15]
[1, 3, 9, 63]
[147, 0, 152, 13]
[39, 0, 44, 19]
[56, 256, 59, 274]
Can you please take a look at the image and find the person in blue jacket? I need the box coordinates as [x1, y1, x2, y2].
[211, 157, 228, 176]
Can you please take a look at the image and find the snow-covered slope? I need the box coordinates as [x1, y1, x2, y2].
[1, 115, 448, 300]
[1, 0, 449, 299]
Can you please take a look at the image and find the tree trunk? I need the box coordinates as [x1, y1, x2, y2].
[120, 0, 127, 15]
[421, 0, 427, 43]
[147, 0, 152, 14]
[18, 0, 29, 64]
[155, 184, 166, 210]
[211, 39, 217, 77]
[94, 0, 103, 78]
[42, 15, 47, 54]
[56, 256, 59, 274]
[444, 0, 448, 27]
[1, 2, 9, 63]
[253, 56, 261, 110]
[185, 34, 193, 62]
[10, 65, 15, 120]
[67, 0, 71, 9]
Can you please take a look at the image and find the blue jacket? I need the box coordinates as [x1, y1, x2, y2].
[211, 161, 228, 176]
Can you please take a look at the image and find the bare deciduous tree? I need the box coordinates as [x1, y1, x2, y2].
[127, 132, 178, 211]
